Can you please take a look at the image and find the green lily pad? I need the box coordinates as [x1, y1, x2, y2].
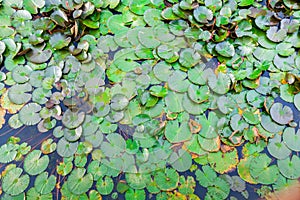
[8, 83, 32, 105]
[237, 156, 257, 184]
[277, 155, 300, 179]
[34, 172, 56, 194]
[49, 33, 71, 50]
[62, 109, 85, 129]
[208, 73, 231, 95]
[179, 48, 201, 69]
[195, 165, 217, 187]
[125, 172, 151, 190]
[169, 149, 192, 172]
[144, 8, 163, 27]
[165, 118, 192, 143]
[153, 61, 173, 82]
[19, 103, 41, 126]
[294, 93, 300, 111]
[270, 102, 293, 125]
[283, 127, 300, 151]
[154, 168, 179, 191]
[215, 41, 235, 57]
[57, 137, 78, 157]
[25, 49, 52, 64]
[11, 65, 32, 83]
[193, 6, 213, 23]
[2, 167, 30, 196]
[24, 150, 49, 175]
[125, 189, 146, 200]
[96, 176, 114, 195]
[64, 126, 82, 142]
[67, 168, 93, 195]
[266, 27, 287, 42]
[101, 133, 126, 158]
[168, 70, 190, 93]
[250, 153, 279, 184]
[208, 149, 238, 174]
[0, 143, 17, 163]
[138, 28, 160, 48]
[110, 94, 129, 111]
[206, 178, 230, 200]
[267, 134, 291, 160]
[242, 111, 260, 125]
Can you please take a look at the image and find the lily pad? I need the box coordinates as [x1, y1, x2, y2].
[2, 167, 30, 196]
[57, 137, 78, 157]
[283, 127, 300, 151]
[250, 153, 279, 184]
[8, 83, 32, 105]
[19, 103, 41, 126]
[169, 149, 192, 172]
[193, 6, 213, 23]
[277, 155, 300, 179]
[34, 172, 56, 195]
[208, 149, 238, 174]
[25, 49, 52, 64]
[270, 103, 293, 125]
[215, 41, 235, 57]
[66, 168, 93, 195]
[96, 176, 114, 195]
[0, 143, 17, 163]
[267, 134, 291, 160]
[24, 150, 49, 175]
[208, 73, 231, 95]
[110, 94, 129, 111]
[165, 118, 192, 143]
[62, 109, 85, 129]
[154, 168, 179, 191]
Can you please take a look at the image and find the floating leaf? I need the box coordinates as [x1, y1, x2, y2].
[283, 127, 300, 151]
[96, 176, 114, 195]
[208, 73, 231, 95]
[62, 109, 85, 129]
[0, 144, 17, 163]
[208, 149, 238, 174]
[34, 172, 56, 195]
[169, 149, 192, 172]
[24, 150, 49, 175]
[8, 83, 32, 105]
[215, 41, 235, 57]
[267, 134, 291, 160]
[67, 168, 93, 195]
[193, 6, 213, 23]
[25, 49, 52, 64]
[250, 153, 279, 184]
[2, 167, 29, 196]
[277, 155, 300, 179]
[154, 168, 179, 191]
[266, 27, 287, 42]
[57, 137, 78, 157]
[165, 118, 192, 143]
[270, 102, 293, 125]
[19, 103, 41, 126]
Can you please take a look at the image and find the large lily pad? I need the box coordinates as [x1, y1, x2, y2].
[283, 127, 300, 151]
[19, 103, 41, 126]
[250, 153, 279, 184]
[277, 155, 300, 180]
[66, 168, 93, 195]
[24, 150, 49, 175]
[2, 167, 30, 196]
[270, 103, 293, 125]
[62, 109, 85, 129]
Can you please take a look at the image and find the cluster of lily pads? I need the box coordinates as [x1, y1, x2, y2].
[0, 0, 300, 199]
